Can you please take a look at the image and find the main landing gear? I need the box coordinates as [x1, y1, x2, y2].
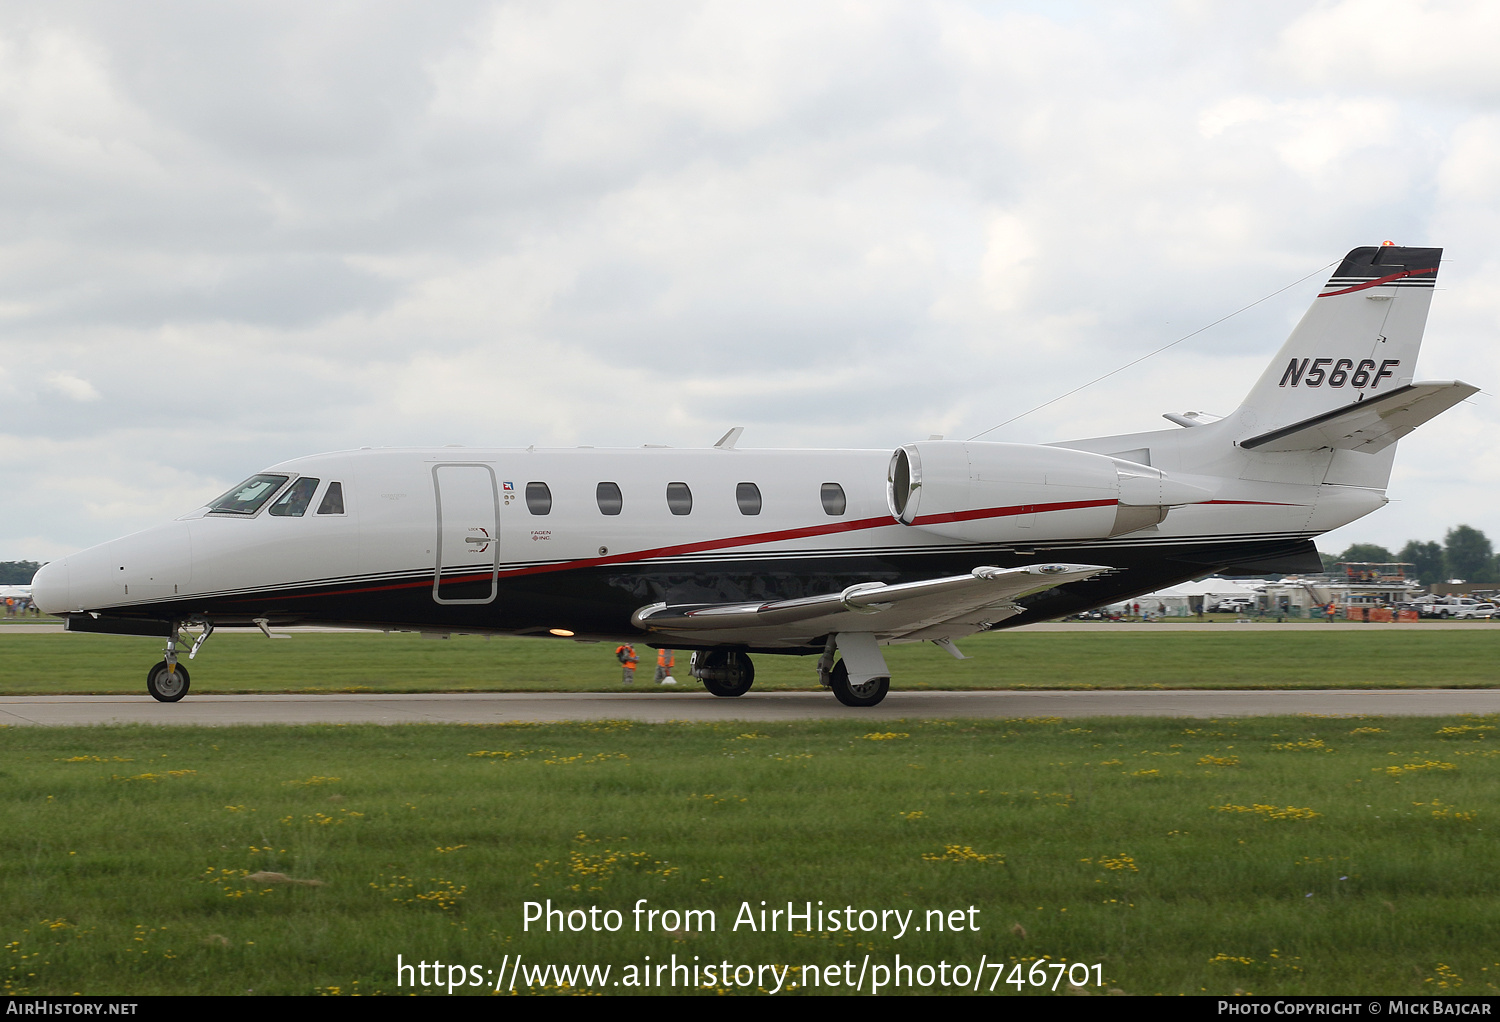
[826, 660, 890, 708]
[147, 618, 213, 703]
[688, 636, 895, 707]
[816, 633, 892, 707]
[691, 650, 755, 697]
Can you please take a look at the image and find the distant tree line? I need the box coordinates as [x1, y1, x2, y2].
[1320, 525, 1496, 584]
[0, 560, 41, 584]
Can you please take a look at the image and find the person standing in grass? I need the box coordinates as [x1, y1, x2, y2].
[615, 642, 638, 685]
[655, 648, 676, 685]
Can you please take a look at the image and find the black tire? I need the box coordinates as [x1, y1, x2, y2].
[1439, 610, 1451, 619]
[696, 651, 754, 697]
[147, 661, 190, 702]
[829, 659, 889, 707]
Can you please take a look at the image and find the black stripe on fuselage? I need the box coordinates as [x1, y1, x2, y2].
[96, 536, 1319, 651]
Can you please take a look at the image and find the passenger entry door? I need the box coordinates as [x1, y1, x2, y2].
[432, 464, 499, 604]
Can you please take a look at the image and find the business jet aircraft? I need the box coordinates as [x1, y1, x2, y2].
[33, 245, 1474, 706]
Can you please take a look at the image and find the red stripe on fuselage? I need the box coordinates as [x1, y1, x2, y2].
[906, 498, 1115, 527]
[243, 496, 1306, 603]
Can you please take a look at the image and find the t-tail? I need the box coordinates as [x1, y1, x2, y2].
[1225, 245, 1475, 466]
[1058, 243, 1476, 495]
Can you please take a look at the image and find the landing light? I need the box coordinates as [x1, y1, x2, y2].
[549, 628, 575, 637]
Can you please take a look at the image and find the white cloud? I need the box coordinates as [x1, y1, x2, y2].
[0, 2, 1495, 559]
[43, 370, 100, 402]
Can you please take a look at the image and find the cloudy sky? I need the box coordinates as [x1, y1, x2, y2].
[3, 0, 1499, 563]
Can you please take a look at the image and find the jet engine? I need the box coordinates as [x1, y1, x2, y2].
[886, 441, 1213, 543]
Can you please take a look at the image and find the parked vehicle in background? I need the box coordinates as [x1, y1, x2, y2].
[1210, 597, 1255, 614]
[1410, 596, 1495, 619]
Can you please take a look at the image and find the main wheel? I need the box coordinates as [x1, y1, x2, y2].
[828, 659, 889, 707]
[146, 661, 190, 702]
[694, 651, 754, 697]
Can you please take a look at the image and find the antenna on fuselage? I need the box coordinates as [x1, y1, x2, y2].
[714, 427, 745, 450]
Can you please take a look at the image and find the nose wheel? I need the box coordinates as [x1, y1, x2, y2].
[147, 661, 191, 702]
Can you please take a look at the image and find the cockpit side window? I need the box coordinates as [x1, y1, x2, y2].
[269, 477, 321, 517]
[317, 481, 345, 515]
[209, 474, 290, 515]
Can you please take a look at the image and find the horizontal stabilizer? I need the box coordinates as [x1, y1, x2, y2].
[1239, 381, 1478, 454]
[632, 563, 1109, 645]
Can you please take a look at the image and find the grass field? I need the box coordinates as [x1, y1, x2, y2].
[2, 716, 1497, 996]
[2, 627, 1498, 695]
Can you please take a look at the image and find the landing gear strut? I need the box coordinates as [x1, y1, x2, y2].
[822, 632, 892, 707]
[692, 650, 755, 697]
[146, 618, 212, 702]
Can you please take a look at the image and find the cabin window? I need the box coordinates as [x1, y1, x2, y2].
[208, 474, 289, 515]
[596, 481, 623, 515]
[820, 482, 847, 516]
[736, 482, 762, 516]
[666, 482, 693, 515]
[526, 481, 552, 515]
[268, 477, 320, 517]
[317, 481, 345, 515]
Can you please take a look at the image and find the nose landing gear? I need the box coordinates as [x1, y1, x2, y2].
[146, 617, 212, 702]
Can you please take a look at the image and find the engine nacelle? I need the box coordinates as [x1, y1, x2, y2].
[886, 441, 1213, 543]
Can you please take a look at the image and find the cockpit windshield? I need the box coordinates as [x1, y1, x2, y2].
[208, 474, 290, 515]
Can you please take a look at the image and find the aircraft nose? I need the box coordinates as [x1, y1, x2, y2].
[32, 522, 193, 615]
[30, 558, 70, 615]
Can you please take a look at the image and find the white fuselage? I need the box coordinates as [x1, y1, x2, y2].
[33, 438, 1378, 646]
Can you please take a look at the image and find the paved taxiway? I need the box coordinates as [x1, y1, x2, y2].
[1, 689, 1496, 726]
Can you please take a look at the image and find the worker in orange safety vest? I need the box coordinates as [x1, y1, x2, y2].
[615, 643, 638, 685]
[655, 648, 676, 685]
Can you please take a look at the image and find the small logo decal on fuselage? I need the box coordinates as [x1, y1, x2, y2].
[1278, 358, 1398, 388]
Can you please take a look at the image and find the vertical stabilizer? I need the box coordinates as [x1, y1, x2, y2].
[1232, 245, 1441, 439]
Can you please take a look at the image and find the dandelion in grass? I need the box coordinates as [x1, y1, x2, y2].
[372, 875, 464, 910]
[1426, 963, 1463, 989]
[863, 732, 909, 741]
[543, 752, 628, 765]
[112, 769, 195, 782]
[1379, 760, 1455, 776]
[1213, 803, 1320, 820]
[922, 845, 1003, 864]
[284, 776, 340, 786]
[1208, 953, 1255, 966]
[689, 793, 747, 806]
[1271, 739, 1330, 752]
[1197, 755, 1238, 767]
[1349, 727, 1386, 735]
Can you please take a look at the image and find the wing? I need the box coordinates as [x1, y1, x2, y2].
[630, 562, 1110, 647]
[1240, 381, 1478, 454]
